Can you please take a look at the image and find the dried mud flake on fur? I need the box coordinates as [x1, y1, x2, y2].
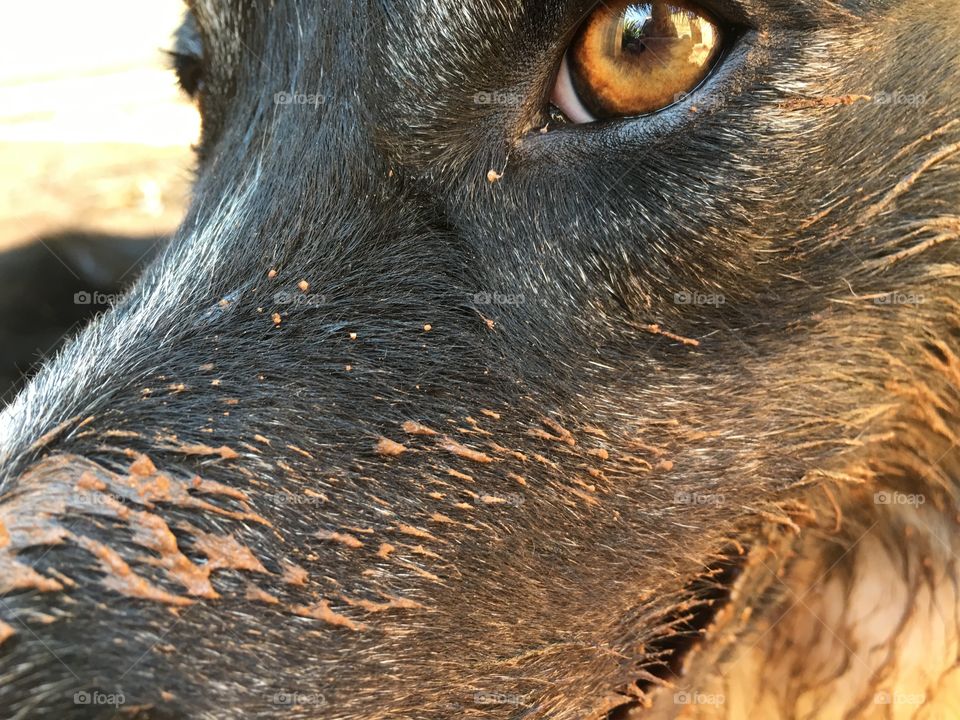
[75, 536, 192, 606]
[402, 420, 437, 436]
[376, 437, 407, 456]
[281, 562, 309, 586]
[340, 592, 424, 613]
[192, 531, 268, 573]
[291, 599, 365, 631]
[316, 530, 364, 549]
[245, 583, 281, 605]
[0, 620, 14, 645]
[440, 438, 492, 463]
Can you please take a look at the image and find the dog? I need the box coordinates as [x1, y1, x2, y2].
[0, 0, 958, 717]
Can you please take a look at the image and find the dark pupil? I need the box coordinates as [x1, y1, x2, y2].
[620, 3, 685, 58]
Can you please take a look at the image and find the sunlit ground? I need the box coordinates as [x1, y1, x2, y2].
[0, 1, 199, 250]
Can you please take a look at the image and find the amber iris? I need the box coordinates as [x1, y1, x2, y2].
[565, 1, 722, 120]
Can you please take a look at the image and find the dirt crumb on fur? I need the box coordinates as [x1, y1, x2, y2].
[376, 437, 407, 456]
[440, 438, 492, 463]
[402, 420, 437, 436]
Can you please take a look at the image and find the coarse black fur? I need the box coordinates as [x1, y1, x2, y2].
[0, 0, 958, 718]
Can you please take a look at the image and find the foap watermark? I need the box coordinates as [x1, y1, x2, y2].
[74, 290, 121, 306]
[674, 691, 725, 706]
[480, 492, 524, 508]
[472, 291, 525, 306]
[271, 690, 327, 706]
[274, 291, 326, 308]
[873, 291, 924, 306]
[74, 690, 125, 708]
[874, 691, 926, 706]
[873, 91, 927, 108]
[474, 690, 531, 708]
[274, 91, 326, 109]
[473, 91, 523, 107]
[673, 290, 725, 307]
[874, 491, 925, 507]
[264, 492, 326, 507]
[674, 491, 725, 507]
[71, 491, 128, 509]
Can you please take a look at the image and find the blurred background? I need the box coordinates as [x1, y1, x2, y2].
[0, 0, 198, 252]
[0, 1, 198, 400]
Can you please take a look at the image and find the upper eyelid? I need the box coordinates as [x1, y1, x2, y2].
[695, 0, 753, 27]
[173, 11, 203, 60]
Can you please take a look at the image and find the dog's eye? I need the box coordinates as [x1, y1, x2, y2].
[552, 1, 723, 123]
[170, 51, 204, 98]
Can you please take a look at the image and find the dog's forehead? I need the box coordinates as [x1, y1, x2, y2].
[182, 0, 530, 53]
[181, 0, 878, 43]
[174, 0, 887, 116]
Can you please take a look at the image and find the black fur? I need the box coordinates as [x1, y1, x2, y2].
[0, 0, 957, 718]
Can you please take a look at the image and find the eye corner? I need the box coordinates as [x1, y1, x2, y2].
[166, 49, 204, 98]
